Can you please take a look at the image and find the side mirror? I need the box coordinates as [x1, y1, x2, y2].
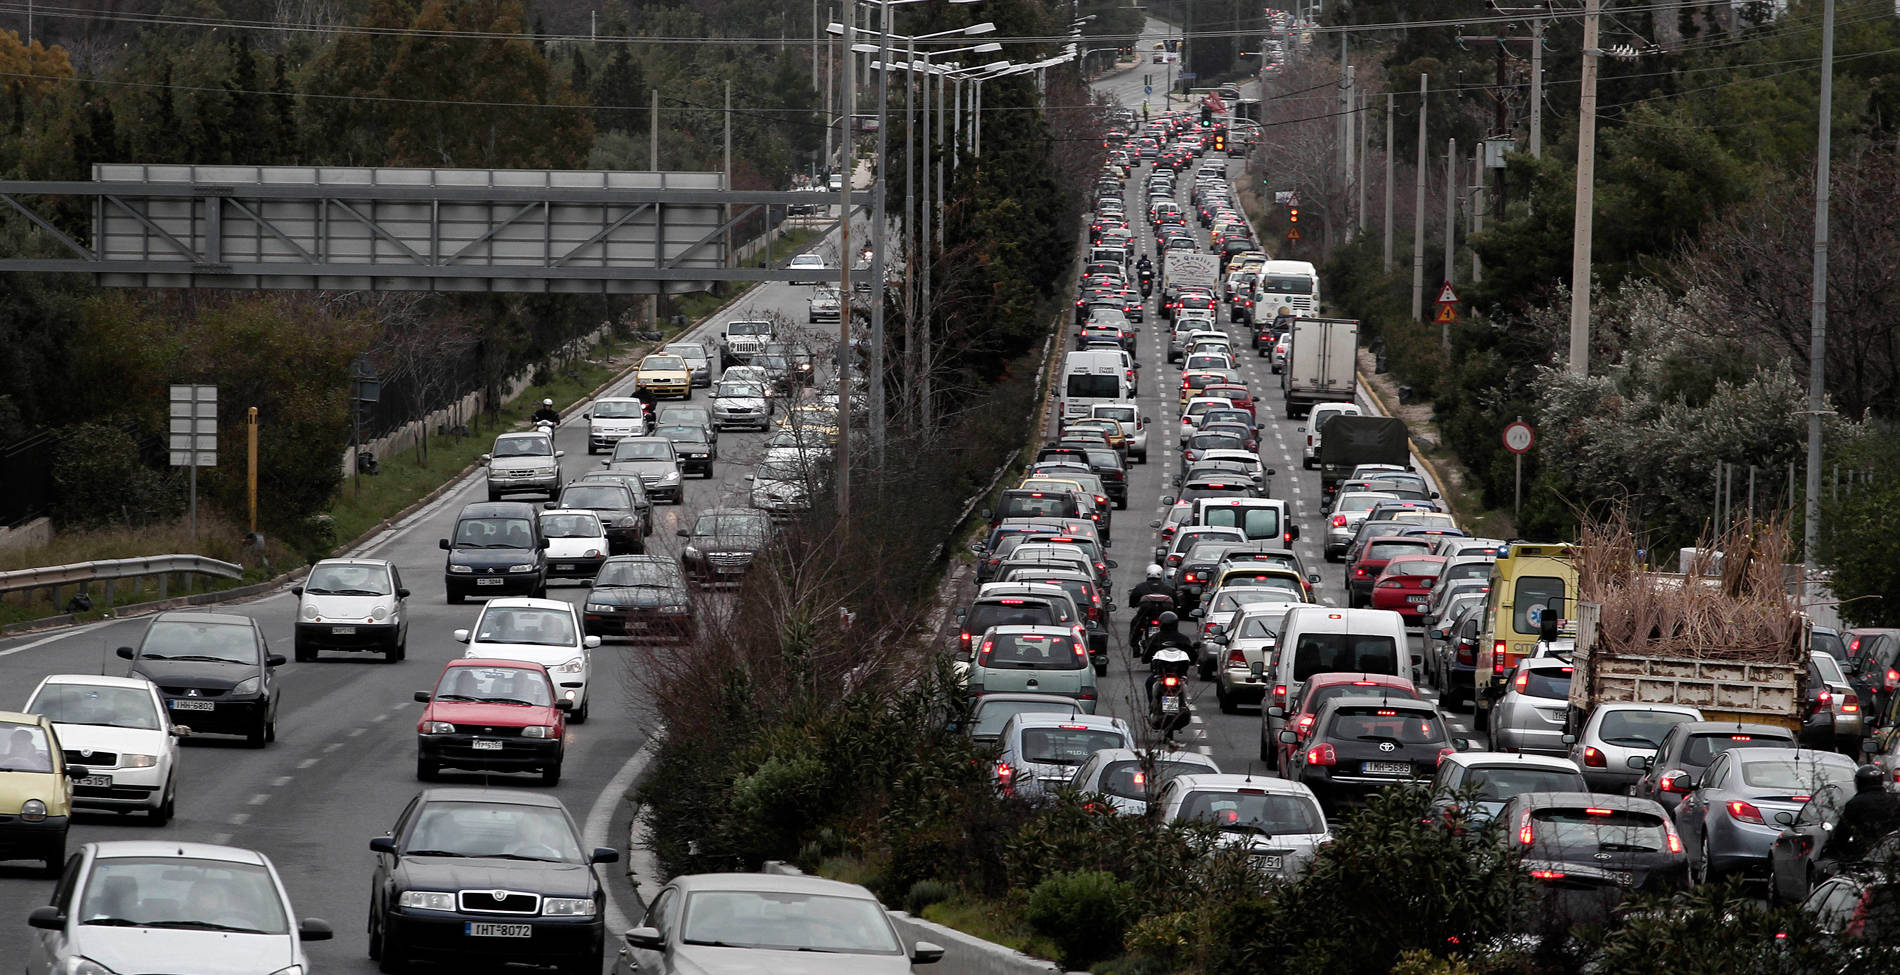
[1250, 661, 1265, 677]
[912, 941, 946, 965]
[1308, 573, 1321, 585]
[744, 474, 755, 481]
[555, 700, 575, 712]
[1287, 524, 1300, 539]
[1627, 755, 1652, 771]
[584, 636, 603, 649]
[453, 629, 471, 644]
[1173, 476, 1183, 488]
[439, 538, 451, 550]
[554, 450, 565, 458]
[481, 454, 492, 464]
[1149, 520, 1163, 529]
[397, 588, 411, 598]
[291, 585, 304, 596]
[170, 725, 191, 737]
[299, 917, 337, 943]
[541, 538, 552, 549]
[413, 691, 432, 704]
[581, 413, 591, 420]
[267, 654, 287, 668]
[1452, 738, 1473, 751]
[1107, 560, 1119, 569]
[625, 926, 666, 950]
[600, 459, 611, 466]
[1279, 730, 1298, 743]
[116, 646, 136, 660]
[27, 906, 63, 931]
[543, 501, 558, 510]
[1267, 705, 1285, 717]
[1160, 496, 1176, 506]
[592, 847, 621, 864]
[969, 542, 984, 554]
[677, 528, 690, 537]
[1188, 608, 1205, 619]
[1561, 733, 1577, 745]
[65, 765, 90, 778]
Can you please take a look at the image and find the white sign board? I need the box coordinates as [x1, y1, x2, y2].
[168, 385, 218, 467]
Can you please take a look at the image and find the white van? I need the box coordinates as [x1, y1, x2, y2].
[1089, 245, 1130, 268]
[1183, 497, 1296, 547]
[1301, 402, 1363, 469]
[1263, 606, 1410, 740]
[1060, 350, 1134, 420]
[1255, 259, 1321, 317]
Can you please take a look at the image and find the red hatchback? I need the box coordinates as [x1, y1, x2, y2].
[1347, 536, 1436, 608]
[1202, 383, 1255, 418]
[1370, 555, 1449, 622]
[414, 658, 570, 784]
[1268, 672, 1422, 772]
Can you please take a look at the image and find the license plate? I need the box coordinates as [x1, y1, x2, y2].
[476, 577, 504, 586]
[331, 625, 356, 635]
[1407, 594, 1429, 604]
[1609, 871, 1633, 887]
[467, 922, 532, 938]
[1362, 761, 1410, 775]
[76, 775, 112, 788]
[472, 739, 504, 751]
[170, 700, 214, 711]
[555, 564, 574, 571]
[1161, 696, 1182, 713]
[1255, 854, 1283, 870]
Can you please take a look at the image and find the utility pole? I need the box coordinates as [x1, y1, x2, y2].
[1343, 64, 1356, 235]
[1567, 0, 1600, 375]
[1384, 91, 1394, 272]
[724, 82, 733, 271]
[1805, 0, 1837, 589]
[823, 4, 835, 169]
[870, 0, 890, 466]
[837, 10, 856, 518]
[1410, 74, 1427, 322]
[1531, 17, 1544, 156]
[1444, 136, 1456, 300]
[1472, 147, 1485, 283]
[1338, 35, 1350, 192]
[1357, 88, 1368, 237]
[650, 89, 660, 169]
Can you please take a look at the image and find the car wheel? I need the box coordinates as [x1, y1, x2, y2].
[246, 720, 268, 749]
[446, 589, 464, 605]
[385, 641, 404, 663]
[295, 645, 316, 662]
[265, 714, 277, 743]
[1473, 703, 1490, 732]
[1692, 834, 1713, 886]
[563, 942, 604, 975]
[42, 830, 65, 877]
[1198, 655, 1216, 681]
[1217, 684, 1236, 714]
[1095, 661, 1108, 676]
[571, 697, 590, 724]
[542, 762, 562, 786]
[486, 490, 501, 503]
[377, 920, 409, 974]
[416, 756, 437, 781]
[151, 778, 175, 824]
[1259, 733, 1276, 765]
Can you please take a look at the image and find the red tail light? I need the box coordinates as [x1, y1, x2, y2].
[1162, 675, 1180, 688]
[1074, 641, 1089, 660]
[977, 639, 993, 665]
[995, 763, 1013, 784]
[1518, 809, 1535, 846]
[1493, 640, 1508, 674]
[1819, 690, 1833, 707]
[1514, 669, 1529, 692]
[1727, 800, 1765, 825]
[1227, 647, 1247, 667]
[1844, 693, 1860, 713]
[1666, 823, 1683, 853]
[1305, 743, 1337, 766]
[1331, 514, 1346, 527]
[1530, 869, 1566, 880]
[1583, 747, 1606, 768]
[1272, 684, 1286, 703]
[1437, 747, 1456, 766]
[1659, 771, 1687, 793]
[1353, 566, 1367, 578]
[1886, 668, 1898, 691]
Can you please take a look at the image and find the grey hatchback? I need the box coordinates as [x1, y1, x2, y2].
[967, 625, 1098, 713]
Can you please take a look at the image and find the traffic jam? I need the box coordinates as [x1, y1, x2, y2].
[954, 96, 1893, 930]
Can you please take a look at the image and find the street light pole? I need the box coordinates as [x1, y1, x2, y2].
[869, 0, 892, 466]
[1566, 0, 1600, 375]
[1805, 0, 1836, 589]
[836, 8, 857, 516]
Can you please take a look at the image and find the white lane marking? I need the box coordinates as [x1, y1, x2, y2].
[0, 620, 117, 658]
[323, 741, 344, 753]
[297, 758, 319, 770]
[229, 813, 252, 826]
[371, 712, 390, 723]
[271, 776, 294, 788]
[248, 793, 270, 806]
[347, 727, 367, 738]
[585, 734, 661, 934]
[212, 832, 233, 845]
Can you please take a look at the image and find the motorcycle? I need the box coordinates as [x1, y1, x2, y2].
[1131, 593, 1176, 661]
[1137, 269, 1155, 298]
[1147, 647, 1193, 741]
[532, 418, 556, 437]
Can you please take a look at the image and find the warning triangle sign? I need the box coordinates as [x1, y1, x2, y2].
[1436, 281, 1460, 304]
[1285, 227, 1301, 241]
[1434, 302, 1457, 324]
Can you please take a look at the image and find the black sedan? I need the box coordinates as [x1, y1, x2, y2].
[582, 556, 695, 640]
[554, 479, 649, 554]
[1497, 792, 1688, 933]
[1282, 696, 1452, 813]
[369, 788, 618, 974]
[118, 610, 283, 747]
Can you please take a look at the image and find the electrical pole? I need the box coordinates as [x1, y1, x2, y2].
[1384, 91, 1394, 272]
[824, 5, 835, 170]
[1472, 147, 1485, 283]
[1357, 88, 1368, 237]
[724, 82, 733, 272]
[1343, 64, 1355, 235]
[837, 10, 856, 518]
[1443, 136, 1456, 347]
[1410, 74, 1427, 322]
[868, 0, 891, 466]
[1567, 0, 1600, 375]
[1805, 0, 1837, 588]
[1531, 17, 1544, 156]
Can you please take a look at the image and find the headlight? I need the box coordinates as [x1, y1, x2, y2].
[398, 890, 457, 911]
[542, 897, 597, 917]
[615, 516, 638, 527]
[120, 754, 158, 769]
[554, 656, 585, 675]
[21, 799, 46, 822]
[661, 604, 688, 614]
[421, 721, 455, 734]
[60, 958, 117, 975]
[300, 604, 318, 620]
[370, 604, 390, 621]
[233, 677, 261, 696]
[585, 603, 616, 613]
[521, 725, 555, 739]
[508, 564, 537, 573]
[448, 564, 474, 574]
[583, 549, 602, 558]
[683, 546, 701, 559]
[661, 471, 679, 482]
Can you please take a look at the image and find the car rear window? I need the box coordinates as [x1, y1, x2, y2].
[971, 700, 1079, 739]
[1020, 728, 1127, 765]
[1530, 807, 1670, 852]
[1098, 759, 1213, 800]
[1813, 631, 1848, 662]
[999, 494, 1081, 520]
[1443, 562, 1491, 582]
[1597, 710, 1696, 748]
[1302, 681, 1419, 716]
[1517, 666, 1573, 700]
[982, 632, 1085, 670]
[1462, 766, 1585, 801]
[1201, 506, 1282, 540]
[1683, 731, 1791, 766]
[1385, 559, 1443, 578]
[1176, 790, 1326, 834]
[1367, 540, 1433, 560]
[1291, 634, 1401, 682]
[1739, 758, 1853, 793]
[965, 601, 1058, 635]
[1324, 705, 1446, 744]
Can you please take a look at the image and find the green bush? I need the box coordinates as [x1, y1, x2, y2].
[1024, 870, 1135, 969]
[903, 879, 955, 916]
[50, 421, 182, 528]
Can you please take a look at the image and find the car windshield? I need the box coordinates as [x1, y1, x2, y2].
[663, 345, 705, 361]
[1325, 705, 1446, 744]
[1461, 766, 1583, 801]
[29, 684, 160, 731]
[302, 562, 393, 596]
[643, 356, 687, 371]
[75, 857, 289, 934]
[1529, 807, 1669, 853]
[0, 720, 54, 771]
[1176, 790, 1326, 835]
[680, 890, 900, 954]
[493, 436, 552, 458]
[539, 512, 603, 538]
[593, 401, 644, 418]
[1097, 759, 1212, 801]
[434, 665, 555, 706]
[403, 800, 582, 862]
[1020, 727, 1128, 766]
[454, 517, 536, 549]
[729, 321, 771, 336]
[613, 441, 673, 461]
[138, 620, 259, 664]
[561, 485, 630, 510]
[475, 608, 578, 648]
[1740, 758, 1854, 793]
[1597, 710, 1696, 748]
[594, 561, 681, 589]
[982, 632, 1084, 670]
[656, 426, 708, 445]
[718, 382, 765, 399]
[694, 514, 767, 538]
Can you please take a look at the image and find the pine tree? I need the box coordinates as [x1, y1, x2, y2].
[591, 48, 647, 135]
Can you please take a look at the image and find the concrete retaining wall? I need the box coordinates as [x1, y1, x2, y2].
[0, 517, 52, 555]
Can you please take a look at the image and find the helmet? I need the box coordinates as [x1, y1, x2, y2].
[1857, 764, 1888, 793]
[1146, 564, 1164, 580]
[542, 398, 553, 407]
[1159, 612, 1177, 626]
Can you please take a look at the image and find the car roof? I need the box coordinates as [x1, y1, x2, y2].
[1007, 712, 1127, 731]
[453, 657, 554, 673]
[1511, 792, 1665, 813]
[1723, 746, 1851, 765]
[0, 709, 47, 726]
[477, 597, 575, 612]
[312, 557, 394, 569]
[1319, 694, 1438, 715]
[1165, 773, 1314, 796]
[1442, 752, 1582, 773]
[458, 501, 541, 517]
[89, 841, 271, 865]
[1668, 720, 1795, 738]
[35, 674, 156, 691]
[150, 610, 252, 626]
[972, 692, 1082, 706]
[1592, 702, 1701, 717]
[418, 786, 568, 809]
[1084, 747, 1216, 767]
[666, 872, 881, 899]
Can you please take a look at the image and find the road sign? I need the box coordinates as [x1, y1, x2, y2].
[1433, 302, 1456, 324]
[1180, 72, 1197, 80]
[1502, 420, 1535, 454]
[168, 385, 218, 467]
[1144, 85, 1153, 95]
[1436, 281, 1460, 305]
[1284, 227, 1301, 241]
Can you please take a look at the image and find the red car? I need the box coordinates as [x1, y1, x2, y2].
[414, 658, 570, 784]
[1201, 383, 1256, 419]
[1347, 536, 1436, 608]
[1269, 672, 1422, 772]
[1370, 554, 1449, 622]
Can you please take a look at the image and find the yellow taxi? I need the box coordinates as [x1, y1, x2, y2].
[778, 403, 841, 442]
[1062, 418, 1128, 455]
[635, 354, 693, 400]
[0, 711, 78, 876]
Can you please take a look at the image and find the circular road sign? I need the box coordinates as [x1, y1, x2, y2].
[1502, 420, 1535, 455]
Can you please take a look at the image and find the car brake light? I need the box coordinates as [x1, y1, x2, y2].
[1437, 747, 1456, 766]
[1659, 770, 1687, 793]
[1305, 743, 1337, 766]
[1297, 713, 1314, 731]
[1886, 668, 1898, 691]
[1354, 566, 1367, 577]
[1227, 647, 1247, 667]
[1820, 691, 1833, 706]
[1377, 580, 1402, 589]
[1514, 670, 1529, 692]
[1059, 723, 1089, 730]
[1074, 641, 1088, 660]
[1727, 800, 1765, 824]
[1518, 809, 1534, 846]
[1666, 824, 1683, 854]
[1331, 514, 1346, 527]
[1584, 808, 1615, 816]
[1273, 684, 1286, 702]
[1583, 747, 1606, 768]
[995, 763, 1013, 784]
[977, 639, 993, 664]
[1493, 641, 1508, 674]
[1844, 693, 1860, 713]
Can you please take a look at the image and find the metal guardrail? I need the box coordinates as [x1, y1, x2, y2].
[0, 555, 245, 611]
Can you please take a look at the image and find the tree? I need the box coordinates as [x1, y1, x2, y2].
[590, 48, 647, 137]
[1818, 419, 1900, 627]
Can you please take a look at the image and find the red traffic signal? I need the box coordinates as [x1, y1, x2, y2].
[1288, 206, 1300, 224]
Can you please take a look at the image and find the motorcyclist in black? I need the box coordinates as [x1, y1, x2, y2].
[1127, 564, 1174, 646]
[1144, 612, 1196, 692]
[531, 398, 561, 425]
[1136, 255, 1155, 296]
[1831, 764, 1900, 865]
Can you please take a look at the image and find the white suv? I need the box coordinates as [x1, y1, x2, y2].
[454, 598, 601, 722]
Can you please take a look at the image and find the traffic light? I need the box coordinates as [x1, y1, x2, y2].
[1288, 205, 1299, 225]
[1200, 104, 1213, 123]
[1213, 132, 1226, 151]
